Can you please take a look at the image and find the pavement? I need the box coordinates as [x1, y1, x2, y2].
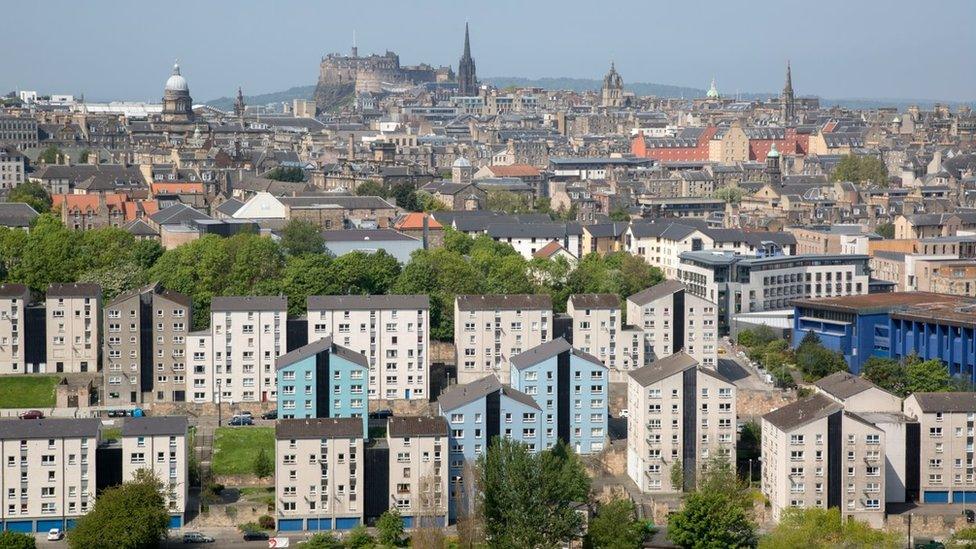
[716, 338, 775, 392]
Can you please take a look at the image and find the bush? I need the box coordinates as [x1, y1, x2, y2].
[239, 521, 261, 533]
[377, 508, 405, 546]
[345, 524, 375, 548]
[253, 447, 273, 478]
[258, 514, 275, 530]
[0, 530, 36, 549]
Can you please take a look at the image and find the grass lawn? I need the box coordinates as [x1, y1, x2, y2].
[211, 427, 274, 476]
[0, 375, 59, 409]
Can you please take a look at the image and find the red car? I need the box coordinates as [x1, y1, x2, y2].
[19, 410, 44, 420]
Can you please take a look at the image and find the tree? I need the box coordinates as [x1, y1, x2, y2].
[79, 149, 92, 163]
[280, 253, 335, 316]
[670, 459, 684, 491]
[584, 499, 645, 549]
[861, 357, 907, 396]
[301, 532, 343, 549]
[0, 530, 36, 549]
[280, 219, 325, 256]
[414, 190, 445, 212]
[486, 190, 533, 213]
[7, 181, 52, 213]
[667, 490, 755, 549]
[265, 167, 305, 182]
[713, 186, 745, 205]
[831, 154, 888, 186]
[38, 145, 62, 164]
[794, 333, 848, 381]
[69, 469, 169, 549]
[759, 507, 901, 549]
[905, 358, 951, 394]
[478, 438, 587, 549]
[354, 180, 386, 197]
[949, 526, 976, 548]
[874, 222, 894, 239]
[609, 208, 632, 221]
[345, 524, 375, 548]
[253, 448, 273, 478]
[376, 508, 405, 546]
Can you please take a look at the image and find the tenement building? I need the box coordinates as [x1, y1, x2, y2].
[120, 416, 189, 528]
[567, 294, 644, 382]
[103, 283, 191, 405]
[211, 296, 287, 404]
[626, 353, 736, 494]
[0, 283, 29, 375]
[45, 283, 101, 374]
[761, 393, 886, 528]
[386, 416, 449, 528]
[626, 281, 719, 370]
[903, 392, 976, 504]
[275, 418, 365, 532]
[0, 418, 100, 533]
[306, 295, 429, 401]
[454, 294, 552, 384]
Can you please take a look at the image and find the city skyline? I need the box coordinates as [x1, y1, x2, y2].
[1, 0, 974, 104]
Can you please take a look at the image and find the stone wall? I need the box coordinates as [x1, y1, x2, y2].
[886, 512, 967, 541]
[431, 340, 455, 364]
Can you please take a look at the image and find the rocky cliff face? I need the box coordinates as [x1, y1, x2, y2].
[312, 81, 355, 113]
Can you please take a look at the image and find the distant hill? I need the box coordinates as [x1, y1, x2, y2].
[483, 76, 706, 98]
[207, 85, 315, 111]
[204, 80, 975, 113]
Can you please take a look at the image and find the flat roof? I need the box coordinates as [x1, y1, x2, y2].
[792, 292, 960, 315]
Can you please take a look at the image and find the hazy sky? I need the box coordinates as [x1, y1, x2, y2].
[2, 0, 973, 103]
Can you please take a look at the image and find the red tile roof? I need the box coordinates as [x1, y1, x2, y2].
[485, 164, 541, 178]
[394, 212, 443, 230]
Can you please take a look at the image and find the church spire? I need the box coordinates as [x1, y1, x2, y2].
[234, 86, 246, 118]
[781, 60, 796, 125]
[457, 22, 478, 97]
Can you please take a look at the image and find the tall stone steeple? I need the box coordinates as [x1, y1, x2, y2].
[781, 61, 796, 125]
[233, 87, 246, 118]
[457, 23, 478, 97]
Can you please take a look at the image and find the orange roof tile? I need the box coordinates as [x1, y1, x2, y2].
[394, 213, 443, 230]
[533, 240, 567, 259]
[54, 193, 129, 214]
[150, 182, 205, 195]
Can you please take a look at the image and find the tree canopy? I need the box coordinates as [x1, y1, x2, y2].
[584, 498, 647, 549]
[69, 469, 170, 549]
[667, 456, 756, 549]
[279, 219, 325, 256]
[759, 507, 901, 549]
[862, 354, 954, 396]
[831, 154, 888, 186]
[8, 181, 52, 213]
[265, 166, 305, 182]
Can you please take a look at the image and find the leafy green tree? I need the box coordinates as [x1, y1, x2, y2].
[861, 357, 906, 396]
[280, 254, 335, 316]
[584, 498, 645, 549]
[389, 182, 420, 211]
[38, 145, 62, 164]
[759, 507, 901, 548]
[344, 524, 375, 548]
[486, 190, 533, 213]
[8, 181, 52, 213]
[794, 333, 848, 381]
[949, 526, 976, 548]
[414, 190, 445, 212]
[253, 448, 273, 478]
[670, 459, 684, 491]
[831, 154, 888, 186]
[667, 490, 755, 549]
[376, 508, 405, 546]
[68, 469, 169, 549]
[79, 149, 91, 163]
[301, 532, 343, 548]
[478, 438, 587, 549]
[265, 167, 305, 182]
[8, 214, 78, 291]
[280, 219, 325, 256]
[354, 180, 386, 197]
[874, 222, 894, 239]
[609, 208, 632, 221]
[0, 530, 37, 549]
[329, 250, 401, 296]
[713, 186, 745, 204]
[130, 239, 165, 270]
[905, 358, 951, 394]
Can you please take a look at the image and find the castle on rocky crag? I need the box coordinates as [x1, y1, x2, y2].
[312, 45, 455, 112]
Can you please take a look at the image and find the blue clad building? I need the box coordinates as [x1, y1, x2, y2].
[889, 300, 976, 382]
[510, 338, 609, 454]
[275, 336, 369, 437]
[437, 375, 542, 519]
[792, 292, 959, 375]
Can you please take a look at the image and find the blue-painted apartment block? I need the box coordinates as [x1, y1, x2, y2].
[275, 336, 369, 437]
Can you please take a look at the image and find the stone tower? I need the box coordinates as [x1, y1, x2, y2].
[781, 61, 796, 125]
[765, 143, 782, 185]
[162, 63, 194, 123]
[457, 23, 478, 97]
[452, 156, 473, 184]
[601, 62, 624, 108]
[233, 87, 246, 117]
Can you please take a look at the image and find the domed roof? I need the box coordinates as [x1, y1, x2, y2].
[452, 156, 472, 168]
[767, 143, 780, 158]
[165, 63, 188, 92]
[706, 77, 720, 99]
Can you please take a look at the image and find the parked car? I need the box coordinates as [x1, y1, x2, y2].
[261, 410, 278, 420]
[369, 409, 393, 420]
[107, 409, 130, 418]
[229, 415, 253, 426]
[182, 532, 215, 543]
[243, 531, 270, 541]
[19, 410, 44, 420]
[47, 528, 64, 541]
[239, 410, 254, 418]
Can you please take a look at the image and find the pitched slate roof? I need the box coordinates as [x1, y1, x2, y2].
[387, 416, 449, 437]
[121, 416, 188, 437]
[437, 375, 541, 412]
[568, 294, 620, 309]
[814, 372, 882, 400]
[276, 417, 363, 439]
[763, 393, 842, 431]
[510, 337, 604, 371]
[627, 280, 686, 306]
[211, 295, 287, 313]
[0, 203, 39, 228]
[47, 283, 101, 298]
[275, 336, 369, 371]
[628, 352, 698, 386]
[0, 418, 101, 440]
[910, 392, 976, 413]
[455, 294, 551, 311]
[307, 295, 429, 311]
[0, 283, 29, 299]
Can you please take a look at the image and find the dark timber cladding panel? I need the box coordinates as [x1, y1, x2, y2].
[317, 351, 329, 417]
[486, 390, 500, 445]
[363, 445, 389, 520]
[906, 422, 921, 501]
[827, 411, 842, 509]
[557, 350, 571, 444]
[682, 367, 696, 491]
[673, 290, 685, 352]
[139, 294, 153, 396]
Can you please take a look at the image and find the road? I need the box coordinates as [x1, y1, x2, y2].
[716, 337, 774, 391]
